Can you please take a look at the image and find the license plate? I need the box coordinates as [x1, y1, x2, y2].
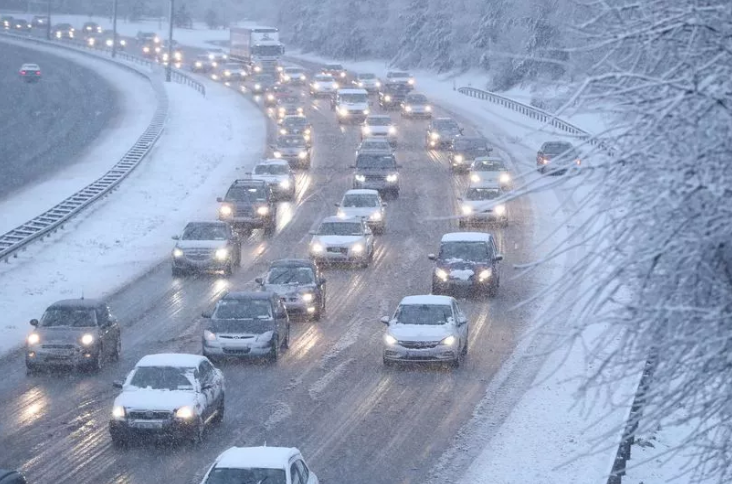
[131, 421, 163, 429]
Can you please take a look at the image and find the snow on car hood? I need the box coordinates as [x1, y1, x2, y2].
[463, 200, 496, 213]
[176, 240, 228, 250]
[313, 235, 364, 246]
[114, 388, 198, 412]
[341, 102, 369, 111]
[340, 207, 380, 219]
[473, 172, 501, 184]
[389, 323, 453, 342]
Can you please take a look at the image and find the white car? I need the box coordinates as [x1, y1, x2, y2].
[381, 295, 469, 367]
[310, 74, 339, 97]
[281, 66, 307, 84]
[361, 114, 397, 146]
[109, 353, 225, 447]
[206, 48, 228, 66]
[385, 71, 415, 89]
[353, 72, 381, 92]
[401, 93, 432, 118]
[469, 156, 512, 190]
[309, 216, 374, 267]
[200, 446, 319, 484]
[336, 189, 387, 234]
[251, 159, 296, 200]
[458, 186, 508, 227]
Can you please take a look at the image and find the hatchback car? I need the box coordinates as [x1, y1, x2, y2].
[109, 353, 224, 446]
[276, 95, 305, 119]
[250, 159, 296, 200]
[469, 156, 512, 190]
[381, 295, 468, 367]
[279, 115, 312, 145]
[256, 259, 326, 321]
[361, 115, 397, 146]
[336, 189, 387, 234]
[429, 232, 503, 296]
[272, 135, 311, 169]
[26, 298, 121, 373]
[309, 216, 375, 267]
[281, 66, 307, 84]
[13, 19, 31, 31]
[321, 64, 347, 79]
[199, 446, 319, 484]
[448, 137, 492, 172]
[201, 292, 290, 361]
[51, 23, 75, 39]
[401, 93, 432, 118]
[171, 221, 241, 277]
[310, 74, 339, 97]
[19, 63, 41, 83]
[536, 141, 582, 175]
[458, 186, 508, 227]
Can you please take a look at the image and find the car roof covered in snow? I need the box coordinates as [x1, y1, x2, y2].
[400, 295, 454, 306]
[344, 189, 379, 196]
[256, 159, 290, 166]
[441, 232, 492, 243]
[338, 88, 368, 95]
[135, 353, 205, 368]
[269, 258, 315, 269]
[48, 298, 105, 309]
[214, 446, 300, 470]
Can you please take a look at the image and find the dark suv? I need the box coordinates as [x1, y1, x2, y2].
[25, 298, 122, 373]
[448, 136, 492, 172]
[426, 117, 463, 149]
[256, 259, 326, 321]
[429, 232, 503, 297]
[378, 85, 411, 110]
[351, 152, 401, 199]
[217, 179, 276, 235]
[536, 141, 581, 175]
[201, 292, 291, 362]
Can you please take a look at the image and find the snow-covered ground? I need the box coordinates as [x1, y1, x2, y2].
[0, 74, 264, 356]
[0, 36, 157, 234]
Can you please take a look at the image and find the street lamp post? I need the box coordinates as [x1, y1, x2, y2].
[111, 0, 118, 58]
[45, 0, 51, 40]
[166, 0, 174, 82]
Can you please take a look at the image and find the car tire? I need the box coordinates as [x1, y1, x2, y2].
[110, 432, 128, 448]
[111, 337, 121, 362]
[269, 337, 279, 362]
[383, 357, 395, 368]
[190, 418, 205, 446]
[212, 396, 225, 424]
[282, 325, 290, 349]
[224, 262, 233, 277]
[26, 363, 40, 375]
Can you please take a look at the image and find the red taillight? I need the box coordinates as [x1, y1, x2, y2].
[20, 70, 26, 75]
[36, 71, 41, 75]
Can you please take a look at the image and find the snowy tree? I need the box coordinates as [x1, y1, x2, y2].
[422, 0, 454, 73]
[391, 0, 428, 67]
[471, 0, 506, 71]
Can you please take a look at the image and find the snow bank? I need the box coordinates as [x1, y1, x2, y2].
[0, 37, 156, 234]
[0, 79, 265, 356]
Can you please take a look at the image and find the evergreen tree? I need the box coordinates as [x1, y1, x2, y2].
[392, 0, 428, 67]
[423, 0, 453, 73]
[174, 3, 192, 29]
[204, 8, 219, 29]
[471, 1, 505, 70]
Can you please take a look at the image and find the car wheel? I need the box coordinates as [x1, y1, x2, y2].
[111, 337, 121, 362]
[224, 262, 233, 277]
[190, 417, 205, 446]
[26, 363, 40, 376]
[212, 395, 225, 424]
[269, 337, 279, 362]
[89, 345, 104, 372]
[110, 432, 128, 448]
[383, 357, 395, 368]
[450, 354, 461, 368]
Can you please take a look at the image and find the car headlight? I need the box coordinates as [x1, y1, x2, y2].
[454, 155, 464, 163]
[375, 81, 381, 87]
[254, 66, 262, 72]
[173, 248, 184, 258]
[143, 46, 150, 53]
[369, 212, 382, 221]
[195, 61, 202, 67]
[386, 174, 398, 183]
[311, 243, 324, 253]
[175, 406, 195, 419]
[279, 179, 291, 189]
[155, 46, 161, 53]
[303, 133, 311, 141]
[494, 204, 506, 216]
[355, 174, 366, 182]
[408, 79, 415, 85]
[81, 333, 94, 346]
[302, 293, 314, 303]
[357, 82, 363, 87]
[337, 209, 347, 218]
[203, 329, 217, 341]
[440, 335, 457, 346]
[284, 75, 291, 81]
[363, 109, 370, 115]
[363, 126, 371, 135]
[312, 84, 320, 90]
[106, 39, 114, 47]
[435, 268, 449, 281]
[214, 248, 229, 261]
[27, 333, 40, 345]
[479, 268, 493, 281]
[384, 95, 391, 102]
[112, 405, 126, 419]
[461, 204, 473, 215]
[219, 205, 233, 216]
[431, 132, 440, 140]
[338, 107, 349, 116]
[274, 151, 282, 158]
[404, 105, 412, 112]
[257, 206, 270, 216]
[426, 106, 432, 112]
[388, 126, 397, 135]
[56, 32, 61, 38]
[297, 107, 304, 113]
[351, 244, 364, 254]
[300, 75, 306, 80]
[87, 38, 95, 45]
[254, 83, 261, 90]
[120, 40, 126, 46]
[470, 174, 481, 183]
[384, 333, 398, 346]
[225, 71, 231, 77]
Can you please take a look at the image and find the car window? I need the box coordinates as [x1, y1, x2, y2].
[226, 186, 267, 202]
[183, 224, 229, 240]
[439, 242, 489, 262]
[40, 308, 97, 328]
[466, 188, 501, 201]
[130, 366, 195, 390]
[267, 266, 315, 285]
[318, 222, 363, 236]
[96, 306, 111, 326]
[204, 468, 287, 484]
[290, 463, 303, 484]
[214, 299, 273, 319]
[355, 154, 397, 169]
[198, 360, 214, 381]
[473, 159, 505, 171]
[314, 75, 334, 82]
[395, 304, 452, 325]
[407, 94, 427, 103]
[254, 164, 290, 175]
[343, 194, 380, 207]
[295, 460, 310, 483]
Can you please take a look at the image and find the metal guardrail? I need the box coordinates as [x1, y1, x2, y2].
[457, 86, 614, 156]
[0, 33, 169, 262]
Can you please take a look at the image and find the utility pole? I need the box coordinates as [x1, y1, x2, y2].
[111, 0, 118, 58]
[45, 0, 51, 40]
[165, 0, 174, 82]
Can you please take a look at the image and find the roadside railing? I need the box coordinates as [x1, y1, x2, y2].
[0, 33, 169, 262]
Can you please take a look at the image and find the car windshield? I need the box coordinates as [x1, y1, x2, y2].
[254, 164, 289, 175]
[455, 139, 488, 150]
[543, 143, 578, 158]
[440, 242, 489, 262]
[204, 468, 287, 484]
[267, 266, 315, 285]
[225, 186, 267, 202]
[473, 159, 506, 171]
[356, 154, 397, 169]
[407, 94, 427, 103]
[340, 93, 368, 103]
[360, 140, 389, 151]
[315, 75, 334, 82]
[40, 308, 97, 327]
[278, 137, 305, 147]
[466, 188, 501, 201]
[395, 304, 452, 325]
[224, 63, 242, 70]
[280, 96, 300, 104]
[367, 117, 391, 126]
[359, 73, 376, 79]
[343, 194, 379, 208]
[214, 299, 273, 320]
[388, 72, 409, 78]
[284, 117, 307, 126]
[182, 224, 228, 240]
[434, 120, 459, 131]
[22, 64, 40, 70]
[286, 68, 304, 74]
[319, 222, 363, 236]
[130, 366, 195, 391]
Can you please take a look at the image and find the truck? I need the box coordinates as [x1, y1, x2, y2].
[229, 27, 285, 74]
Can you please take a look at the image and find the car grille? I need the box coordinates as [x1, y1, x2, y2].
[326, 247, 348, 254]
[219, 335, 255, 340]
[399, 341, 439, 349]
[128, 410, 171, 420]
[235, 206, 253, 217]
[42, 344, 76, 350]
[184, 248, 213, 260]
[364, 175, 385, 182]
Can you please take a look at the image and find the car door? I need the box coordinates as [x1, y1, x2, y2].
[200, 360, 222, 408]
[196, 363, 215, 420]
[295, 459, 317, 484]
[452, 300, 468, 348]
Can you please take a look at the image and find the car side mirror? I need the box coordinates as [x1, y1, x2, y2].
[216, 197, 223, 203]
[30, 318, 39, 326]
[457, 197, 463, 201]
[201, 383, 214, 390]
[427, 254, 437, 261]
[171, 235, 180, 240]
[494, 254, 504, 262]
[255, 277, 264, 285]
[112, 380, 124, 389]
[380, 316, 390, 325]
[201, 310, 213, 319]
[459, 128, 464, 135]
